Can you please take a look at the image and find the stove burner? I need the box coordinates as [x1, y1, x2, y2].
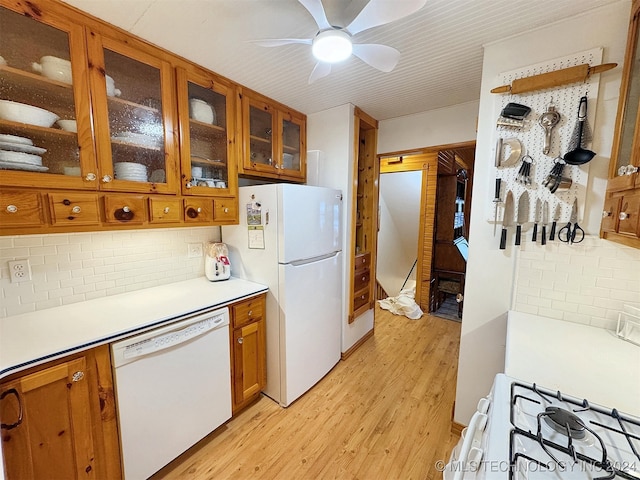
[542, 406, 586, 439]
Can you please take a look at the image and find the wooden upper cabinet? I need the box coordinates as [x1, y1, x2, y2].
[176, 66, 238, 197]
[602, 0, 640, 247]
[239, 89, 306, 182]
[86, 28, 179, 194]
[0, 2, 98, 190]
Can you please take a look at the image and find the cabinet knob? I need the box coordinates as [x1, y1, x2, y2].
[619, 211, 630, 220]
[602, 210, 611, 218]
[102, 174, 112, 183]
[248, 310, 252, 317]
[362, 276, 366, 281]
[224, 207, 229, 213]
[163, 207, 170, 214]
[186, 182, 193, 189]
[238, 337, 244, 344]
[85, 173, 96, 181]
[72, 371, 84, 382]
[275, 164, 280, 169]
[72, 206, 82, 214]
[6, 204, 17, 214]
[122, 206, 131, 213]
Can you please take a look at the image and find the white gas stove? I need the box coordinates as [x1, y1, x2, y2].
[445, 374, 640, 480]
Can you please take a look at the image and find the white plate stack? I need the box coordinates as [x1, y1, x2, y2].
[114, 162, 148, 182]
[0, 134, 48, 172]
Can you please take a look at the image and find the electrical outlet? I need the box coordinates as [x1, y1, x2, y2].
[187, 243, 203, 258]
[8, 259, 31, 283]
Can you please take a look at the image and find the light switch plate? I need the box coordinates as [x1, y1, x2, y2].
[188, 243, 203, 258]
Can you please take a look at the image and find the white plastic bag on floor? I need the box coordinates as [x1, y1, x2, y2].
[377, 288, 423, 320]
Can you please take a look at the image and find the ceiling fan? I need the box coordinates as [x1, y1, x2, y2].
[253, 0, 427, 84]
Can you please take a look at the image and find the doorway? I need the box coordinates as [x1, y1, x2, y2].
[375, 141, 475, 319]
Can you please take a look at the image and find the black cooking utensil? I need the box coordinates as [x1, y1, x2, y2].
[564, 96, 596, 165]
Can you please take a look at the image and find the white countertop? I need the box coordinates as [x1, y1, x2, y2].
[505, 310, 640, 417]
[0, 277, 268, 379]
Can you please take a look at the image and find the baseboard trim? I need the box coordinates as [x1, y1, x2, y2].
[341, 328, 374, 360]
[451, 421, 465, 436]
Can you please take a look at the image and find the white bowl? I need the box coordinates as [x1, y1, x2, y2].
[57, 119, 77, 132]
[189, 98, 215, 124]
[106, 75, 121, 97]
[0, 150, 42, 166]
[0, 100, 59, 127]
[32, 56, 72, 84]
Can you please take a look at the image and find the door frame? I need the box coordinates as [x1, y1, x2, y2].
[377, 140, 475, 311]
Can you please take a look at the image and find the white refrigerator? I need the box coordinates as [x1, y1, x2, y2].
[222, 184, 342, 407]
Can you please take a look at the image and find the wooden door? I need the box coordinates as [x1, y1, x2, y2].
[86, 29, 179, 194]
[0, 357, 96, 479]
[240, 92, 277, 176]
[0, 2, 98, 190]
[277, 109, 306, 181]
[176, 66, 238, 197]
[232, 320, 265, 411]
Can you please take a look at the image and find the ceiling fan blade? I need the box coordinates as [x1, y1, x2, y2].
[298, 0, 332, 30]
[308, 62, 332, 84]
[346, 0, 427, 35]
[351, 44, 400, 72]
[251, 38, 312, 47]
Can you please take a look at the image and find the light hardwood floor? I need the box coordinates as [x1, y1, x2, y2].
[153, 307, 461, 479]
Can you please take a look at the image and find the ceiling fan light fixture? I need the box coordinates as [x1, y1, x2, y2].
[312, 29, 352, 63]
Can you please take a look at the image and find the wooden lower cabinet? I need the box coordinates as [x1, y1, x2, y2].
[230, 294, 266, 414]
[0, 346, 121, 480]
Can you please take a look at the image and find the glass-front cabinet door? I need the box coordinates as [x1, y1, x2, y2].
[176, 67, 237, 196]
[242, 93, 277, 175]
[0, 4, 97, 190]
[279, 110, 305, 179]
[87, 30, 178, 194]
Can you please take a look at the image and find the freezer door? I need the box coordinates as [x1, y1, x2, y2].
[277, 251, 342, 406]
[278, 184, 342, 264]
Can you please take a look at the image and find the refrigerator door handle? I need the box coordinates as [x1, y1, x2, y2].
[286, 251, 340, 266]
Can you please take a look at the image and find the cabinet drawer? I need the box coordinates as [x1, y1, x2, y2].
[232, 296, 265, 329]
[353, 269, 370, 292]
[354, 252, 371, 272]
[184, 198, 213, 223]
[49, 193, 100, 226]
[103, 195, 147, 224]
[0, 190, 43, 227]
[149, 197, 182, 223]
[353, 289, 370, 312]
[213, 198, 238, 223]
[618, 194, 640, 237]
[601, 196, 621, 233]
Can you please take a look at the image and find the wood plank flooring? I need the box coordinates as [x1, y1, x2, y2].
[153, 307, 461, 479]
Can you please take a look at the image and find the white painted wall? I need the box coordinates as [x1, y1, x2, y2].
[456, 1, 630, 424]
[377, 171, 422, 296]
[377, 101, 480, 153]
[307, 104, 375, 353]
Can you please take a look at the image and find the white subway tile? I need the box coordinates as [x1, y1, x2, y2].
[552, 300, 578, 313]
[62, 294, 87, 305]
[0, 238, 13, 248]
[6, 303, 36, 316]
[29, 246, 58, 256]
[577, 304, 607, 318]
[589, 317, 617, 330]
[14, 237, 43, 247]
[514, 304, 539, 315]
[73, 284, 96, 294]
[48, 287, 75, 299]
[36, 298, 63, 311]
[539, 289, 566, 301]
[60, 277, 85, 289]
[579, 286, 611, 299]
[562, 312, 591, 326]
[565, 292, 592, 305]
[45, 271, 72, 282]
[55, 244, 82, 255]
[527, 296, 553, 308]
[610, 290, 640, 303]
[43, 235, 70, 246]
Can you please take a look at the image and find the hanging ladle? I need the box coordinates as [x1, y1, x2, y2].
[539, 102, 560, 155]
[564, 96, 596, 165]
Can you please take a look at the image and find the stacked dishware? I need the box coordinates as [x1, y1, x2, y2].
[0, 134, 48, 172]
[114, 162, 147, 182]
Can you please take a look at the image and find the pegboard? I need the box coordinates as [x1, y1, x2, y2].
[488, 47, 603, 229]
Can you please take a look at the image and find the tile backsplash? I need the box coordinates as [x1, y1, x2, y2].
[0, 227, 221, 318]
[513, 235, 640, 330]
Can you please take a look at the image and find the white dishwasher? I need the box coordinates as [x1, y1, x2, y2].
[111, 307, 232, 480]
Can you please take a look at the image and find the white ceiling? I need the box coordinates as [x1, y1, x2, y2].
[64, 0, 625, 121]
